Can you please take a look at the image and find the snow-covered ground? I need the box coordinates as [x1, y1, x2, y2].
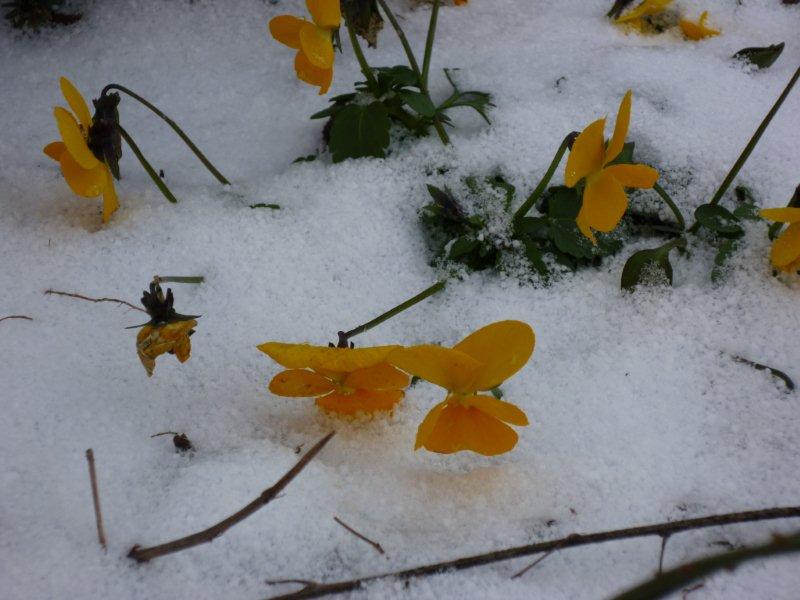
[2, 1, 800, 598]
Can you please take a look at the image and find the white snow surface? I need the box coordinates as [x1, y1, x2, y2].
[2, 0, 800, 598]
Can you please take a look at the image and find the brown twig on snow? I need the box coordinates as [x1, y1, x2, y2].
[334, 517, 385, 555]
[265, 506, 800, 600]
[0, 315, 33, 324]
[128, 431, 336, 563]
[44, 289, 146, 313]
[85, 449, 107, 549]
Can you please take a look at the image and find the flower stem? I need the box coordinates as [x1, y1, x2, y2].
[101, 84, 230, 185]
[345, 19, 379, 94]
[513, 133, 573, 222]
[652, 182, 686, 230]
[342, 280, 446, 342]
[117, 124, 178, 204]
[154, 276, 205, 284]
[421, 0, 440, 90]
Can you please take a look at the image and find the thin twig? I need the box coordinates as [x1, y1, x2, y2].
[265, 505, 800, 599]
[334, 517, 385, 555]
[44, 289, 146, 313]
[266, 580, 319, 592]
[0, 315, 33, 324]
[658, 534, 670, 575]
[129, 431, 336, 563]
[85, 449, 107, 549]
[731, 355, 795, 391]
[510, 544, 561, 579]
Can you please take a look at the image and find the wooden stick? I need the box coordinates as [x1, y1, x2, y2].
[45, 289, 146, 312]
[85, 449, 107, 549]
[129, 431, 335, 563]
[265, 505, 800, 599]
[334, 517, 385, 555]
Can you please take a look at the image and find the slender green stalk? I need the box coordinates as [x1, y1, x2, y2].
[652, 182, 686, 230]
[345, 19, 379, 94]
[154, 276, 205, 284]
[117, 125, 178, 204]
[343, 280, 446, 341]
[421, 0, 441, 89]
[513, 134, 573, 222]
[101, 84, 230, 185]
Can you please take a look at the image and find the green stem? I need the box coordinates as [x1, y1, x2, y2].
[513, 134, 572, 222]
[652, 182, 686, 230]
[345, 19, 379, 94]
[342, 280, 446, 341]
[421, 0, 440, 89]
[101, 84, 230, 185]
[154, 276, 205, 284]
[117, 125, 178, 204]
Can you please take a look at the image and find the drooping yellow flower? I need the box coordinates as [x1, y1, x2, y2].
[680, 11, 720, 41]
[269, 0, 341, 94]
[43, 77, 119, 223]
[137, 319, 197, 377]
[565, 90, 659, 243]
[259, 342, 410, 415]
[390, 321, 534, 456]
[615, 0, 672, 32]
[759, 208, 800, 272]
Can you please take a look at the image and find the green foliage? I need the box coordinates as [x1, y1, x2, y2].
[620, 238, 686, 291]
[328, 102, 392, 162]
[2, 0, 81, 30]
[732, 43, 785, 70]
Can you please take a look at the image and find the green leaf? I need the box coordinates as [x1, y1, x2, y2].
[486, 175, 516, 209]
[620, 238, 686, 291]
[546, 186, 582, 219]
[400, 91, 436, 117]
[607, 141, 635, 166]
[711, 238, 738, 283]
[292, 154, 317, 164]
[694, 204, 744, 238]
[448, 236, 480, 259]
[250, 203, 281, 210]
[374, 65, 418, 89]
[550, 219, 593, 259]
[328, 102, 392, 163]
[310, 93, 357, 119]
[521, 238, 549, 277]
[438, 68, 494, 124]
[732, 43, 785, 70]
[426, 184, 465, 223]
[515, 216, 550, 240]
[732, 203, 760, 220]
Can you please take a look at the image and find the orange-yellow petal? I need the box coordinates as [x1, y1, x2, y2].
[306, 0, 341, 29]
[316, 389, 403, 415]
[578, 169, 629, 236]
[269, 15, 304, 49]
[344, 363, 410, 391]
[565, 118, 606, 187]
[463, 395, 529, 426]
[101, 166, 119, 223]
[576, 210, 597, 244]
[615, 0, 672, 23]
[269, 369, 336, 397]
[294, 51, 333, 94]
[257, 342, 399, 372]
[605, 163, 658, 189]
[760, 208, 800, 224]
[680, 11, 720, 41]
[389, 345, 481, 394]
[54, 107, 99, 170]
[59, 150, 106, 197]
[770, 223, 800, 269]
[453, 321, 535, 391]
[299, 22, 334, 69]
[605, 90, 632, 165]
[59, 77, 93, 129]
[415, 399, 448, 449]
[44, 141, 66, 161]
[422, 404, 519, 456]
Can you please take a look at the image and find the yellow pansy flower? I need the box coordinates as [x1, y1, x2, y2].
[137, 320, 197, 377]
[259, 342, 410, 415]
[390, 321, 534, 456]
[615, 0, 672, 32]
[565, 90, 659, 243]
[679, 11, 720, 41]
[43, 77, 119, 223]
[759, 208, 800, 272]
[269, 0, 341, 94]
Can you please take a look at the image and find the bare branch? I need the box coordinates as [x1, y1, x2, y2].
[44, 289, 146, 313]
[0, 315, 33, 324]
[334, 517, 385, 555]
[85, 449, 107, 549]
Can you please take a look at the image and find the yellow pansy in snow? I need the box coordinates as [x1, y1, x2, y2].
[759, 208, 800, 272]
[679, 11, 720, 41]
[615, 0, 672, 32]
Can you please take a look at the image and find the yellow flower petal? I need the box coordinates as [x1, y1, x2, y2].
[463, 395, 530, 426]
[423, 404, 519, 456]
[565, 118, 606, 188]
[578, 169, 629, 237]
[269, 369, 336, 397]
[257, 342, 399, 372]
[759, 208, 800, 224]
[389, 345, 481, 394]
[344, 363, 410, 391]
[576, 211, 597, 244]
[770, 223, 800, 269]
[269, 15, 304, 49]
[299, 22, 334, 69]
[615, 0, 672, 23]
[415, 399, 448, 449]
[306, 0, 341, 29]
[59, 150, 106, 197]
[316, 389, 403, 415]
[605, 90, 632, 166]
[680, 11, 720, 41]
[605, 163, 658, 189]
[453, 321, 535, 391]
[136, 320, 196, 376]
[59, 77, 93, 129]
[54, 107, 99, 170]
[43, 141, 66, 161]
[101, 166, 119, 223]
[294, 50, 333, 94]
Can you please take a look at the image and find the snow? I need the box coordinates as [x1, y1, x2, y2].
[1, 0, 800, 598]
